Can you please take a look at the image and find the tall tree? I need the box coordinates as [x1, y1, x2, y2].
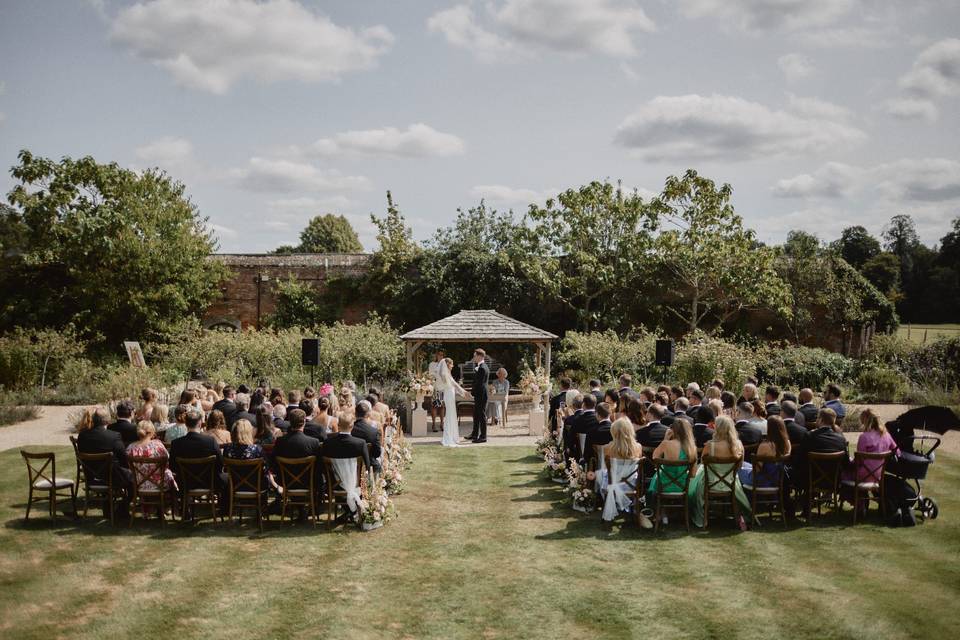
[2, 150, 226, 350]
[833, 225, 881, 269]
[650, 170, 792, 332]
[519, 180, 657, 331]
[861, 252, 902, 302]
[276, 213, 363, 253]
[780, 231, 822, 340]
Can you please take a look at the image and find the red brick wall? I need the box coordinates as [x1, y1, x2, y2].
[202, 254, 371, 329]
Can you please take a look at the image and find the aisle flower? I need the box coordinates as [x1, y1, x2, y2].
[358, 471, 395, 531]
[564, 459, 596, 512]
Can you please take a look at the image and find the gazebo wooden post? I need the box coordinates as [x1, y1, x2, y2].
[544, 340, 552, 408]
[404, 340, 425, 435]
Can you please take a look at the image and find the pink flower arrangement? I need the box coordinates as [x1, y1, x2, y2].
[319, 383, 334, 397]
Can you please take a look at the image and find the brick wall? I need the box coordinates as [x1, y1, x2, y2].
[202, 253, 372, 329]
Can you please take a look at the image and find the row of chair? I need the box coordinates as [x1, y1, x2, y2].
[21, 441, 369, 531]
[590, 447, 892, 531]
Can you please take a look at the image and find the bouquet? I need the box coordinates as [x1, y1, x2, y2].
[358, 471, 395, 530]
[564, 459, 597, 512]
[543, 448, 567, 482]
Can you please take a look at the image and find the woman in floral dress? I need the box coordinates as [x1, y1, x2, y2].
[126, 421, 178, 493]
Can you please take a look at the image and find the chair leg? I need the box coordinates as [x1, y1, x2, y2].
[107, 491, 115, 526]
[654, 498, 661, 532]
[25, 487, 33, 521]
[70, 485, 78, 519]
[703, 494, 709, 529]
[49, 489, 56, 520]
[853, 487, 859, 525]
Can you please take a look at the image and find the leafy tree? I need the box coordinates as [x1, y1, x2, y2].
[519, 180, 657, 331]
[779, 231, 822, 340]
[833, 225, 880, 269]
[278, 213, 363, 253]
[2, 150, 226, 351]
[861, 252, 902, 301]
[649, 170, 792, 332]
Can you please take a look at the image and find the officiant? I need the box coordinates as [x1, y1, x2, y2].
[487, 367, 509, 426]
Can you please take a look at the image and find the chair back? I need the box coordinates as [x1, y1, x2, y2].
[128, 455, 168, 495]
[77, 451, 115, 489]
[808, 451, 845, 493]
[702, 455, 742, 495]
[322, 456, 364, 493]
[604, 456, 641, 487]
[223, 458, 264, 495]
[651, 458, 694, 496]
[20, 450, 57, 488]
[853, 450, 891, 485]
[742, 443, 759, 461]
[69, 436, 84, 482]
[176, 456, 218, 493]
[275, 455, 316, 493]
[750, 453, 787, 490]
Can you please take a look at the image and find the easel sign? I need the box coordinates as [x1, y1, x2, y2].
[124, 341, 146, 368]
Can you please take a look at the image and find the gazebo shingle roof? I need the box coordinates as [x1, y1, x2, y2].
[400, 310, 557, 342]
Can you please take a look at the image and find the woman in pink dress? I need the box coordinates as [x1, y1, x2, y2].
[126, 421, 178, 493]
[845, 408, 899, 482]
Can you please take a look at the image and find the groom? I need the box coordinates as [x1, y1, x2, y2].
[467, 348, 489, 443]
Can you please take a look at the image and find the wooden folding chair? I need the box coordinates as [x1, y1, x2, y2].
[651, 458, 695, 532]
[701, 455, 743, 529]
[841, 450, 891, 524]
[275, 456, 318, 524]
[745, 454, 788, 528]
[224, 458, 268, 532]
[69, 436, 85, 489]
[602, 455, 642, 525]
[176, 455, 220, 524]
[20, 450, 76, 521]
[807, 451, 846, 521]
[128, 455, 171, 526]
[322, 456, 365, 528]
[76, 451, 122, 525]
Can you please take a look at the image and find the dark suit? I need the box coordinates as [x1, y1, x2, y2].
[304, 420, 330, 442]
[229, 410, 256, 428]
[798, 403, 818, 426]
[213, 399, 237, 422]
[471, 361, 490, 440]
[590, 389, 604, 405]
[765, 402, 781, 417]
[686, 404, 703, 418]
[352, 419, 382, 470]
[584, 419, 612, 465]
[636, 421, 667, 448]
[170, 430, 228, 510]
[562, 409, 583, 460]
[549, 391, 567, 433]
[272, 430, 323, 496]
[77, 426, 131, 490]
[784, 419, 808, 446]
[693, 423, 715, 449]
[571, 410, 599, 460]
[274, 418, 291, 433]
[792, 426, 848, 499]
[735, 420, 763, 447]
[108, 419, 138, 446]
[618, 387, 639, 403]
[321, 432, 372, 469]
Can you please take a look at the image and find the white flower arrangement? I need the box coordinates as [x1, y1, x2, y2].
[519, 366, 550, 397]
[402, 370, 434, 397]
[382, 454, 405, 495]
[358, 471, 395, 530]
[542, 447, 568, 481]
[564, 459, 597, 511]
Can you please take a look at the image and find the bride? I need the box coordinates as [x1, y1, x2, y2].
[435, 357, 469, 447]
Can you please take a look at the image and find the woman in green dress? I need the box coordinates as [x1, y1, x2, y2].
[646, 416, 704, 526]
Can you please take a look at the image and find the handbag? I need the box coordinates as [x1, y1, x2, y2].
[432, 390, 443, 410]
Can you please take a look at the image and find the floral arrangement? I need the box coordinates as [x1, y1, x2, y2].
[381, 452, 405, 495]
[358, 471, 395, 530]
[319, 382, 334, 397]
[535, 434, 557, 458]
[564, 459, 597, 512]
[401, 370, 434, 397]
[390, 424, 414, 469]
[542, 447, 567, 481]
[518, 365, 550, 397]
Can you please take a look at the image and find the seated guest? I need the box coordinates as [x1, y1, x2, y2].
[749, 400, 768, 434]
[562, 392, 585, 461]
[338, 386, 356, 412]
[711, 379, 725, 392]
[699, 415, 751, 528]
[249, 389, 266, 413]
[150, 403, 173, 438]
[571, 393, 599, 461]
[603, 389, 621, 418]
[734, 402, 763, 447]
[205, 409, 232, 446]
[704, 385, 721, 403]
[301, 399, 330, 442]
[212, 386, 238, 422]
[126, 420, 177, 494]
[77, 406, 131, 487]
[316, 396, 339, 432]
[322, 414, 374, 520]
[646, 417, 700, 520]
[108, 399, 139, 446]
[588, 379, 604, 405]
[823, 383, 847, 421]
[601, 417, 649, 526]
[584, 402, 613, 465]
[691, 405, 715, 448]
[271, 409, 322, 488]
[286, 389, 302, 416]
[780, 401, 808, 446]
[636, 403, 668, 448]
[255, 406, 281, 444]
[549, 377, 573, 433]
[272, 404, 290, 432]
[792, 408, 848, 504]
[686, 388, 705, 416]
[169, 409, 227, 495]
[797, 388, 818, 426]
[669, 386, 684, 404]
[618, 374, 639, 402]
[739, 416, 792, 488]
[764, 386, 781, 416]
[625, 398, 646, 431]
[673, 396, 690, 417]
[685, 381, 701, 396]
[842, 408, 898, 485]
[162, 404, 189, 445]
[352, 401, 382, 471]
[230, 393, 256, 428]
[738, 382, 759, 406]
[486, 368, 510, 425]
[639, 387, 656, 407]
[225, 418, 277, 491]
[135, 388, 158, 422]
[720, 391, 737, 416]
[303, 385, 316, 403]
[269, 388, 285, 409]
[368, 388, 392, 418]
[707, 399, 725, 424]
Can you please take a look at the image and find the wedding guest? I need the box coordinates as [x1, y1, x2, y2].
[792, 408, 848, 507]
[272, 404, 290, 432]
[764, 386, 781, 416]
[750, 400, 769, 434]
[108, 399, 139, 446]
[636, 403, 668, 448]
[603, 388, 621, 416]
[823, 383, 847, 421]
[205, 409, 232, 446]
[588, 379, 604, 405]
[711, 379, 725, 391]
[169, 408, 224, 482]
[739, 416, 791, 488]
[225, 419, 275, 491]
[271, 409, 321, 473]
[720, 391, 737, 416]
[780, 401, 808, 445]
[570, 393, 599, 460]
[646, 417, 699, 515]
[126, 420, 177, 494]
[77, 406, 130, 481]
[618, 374, 639, 402]
[230, 393, 256, 428]
[269, 388, 285, 408]
[639, 387, 656, 406]
[734, 403, 763, 447]
[669, 386, 684, 404]
[150, 403, 173, 438]
[562, 392, 584, 461]
[691, 405, 715, 448]
[601, 417, 648, 526]
[163, 405, 189, 445]
[549, 377, 573, 433]
[255, 405, 281, 444]
[321, 414, 373, 522]
[700, 416, 751, 529]
[686, 388, 705, 416]
[301, 399, 329, 442]
[738, 383, 759, 405]
[704, 386, 721, 403]
[213, 386, 237, 422]
[368, 388, 391, 417]
[135, 388, 158, 422]
[487, 368, 510, 425]
[286, 389, 302, 416]
[352, 401, 382, 471]
[842, 409, 898, 485]
[584, 402, 614, 465]
[797, 388, 818, 426]
[625, 398, 646, 431]
[707, 399, 725, 424]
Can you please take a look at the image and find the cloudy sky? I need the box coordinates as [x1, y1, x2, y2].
[1, 0, 958, 251]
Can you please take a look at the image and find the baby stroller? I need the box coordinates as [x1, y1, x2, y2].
[884, 406, 953, 521]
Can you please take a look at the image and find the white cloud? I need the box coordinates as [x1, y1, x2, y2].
[110, 0, 393, 94]
[899, 38, 960, 98]
[771, 162, 861, 198]
[777, 53, 814, 82]
[135, 136, 194, 167]
[613, 94, 866, 162]
[882, 97, 939, 122]
[470, 184, 557, 207]
[427, 0, 654, 60]
[427, 5, 517, 62]
[678, 0, 857, 32]
[262, 198, 376, 248]
[785, 94, 852, 121]
[793, 24, 900, 49]
[307, 123, 465, 158]
[230, 157, 371, 193]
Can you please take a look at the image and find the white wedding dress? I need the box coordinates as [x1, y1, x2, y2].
[433, 362, 465, 447]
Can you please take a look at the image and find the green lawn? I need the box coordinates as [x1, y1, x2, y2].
[1, 445, 959, 639]
[896, 323, 960, 344]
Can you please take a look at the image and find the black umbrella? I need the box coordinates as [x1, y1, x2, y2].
[893, 406, 960, 435]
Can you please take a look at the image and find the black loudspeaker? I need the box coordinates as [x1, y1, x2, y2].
[655, 339, 675, 366]
[301, 338, 319, 366]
